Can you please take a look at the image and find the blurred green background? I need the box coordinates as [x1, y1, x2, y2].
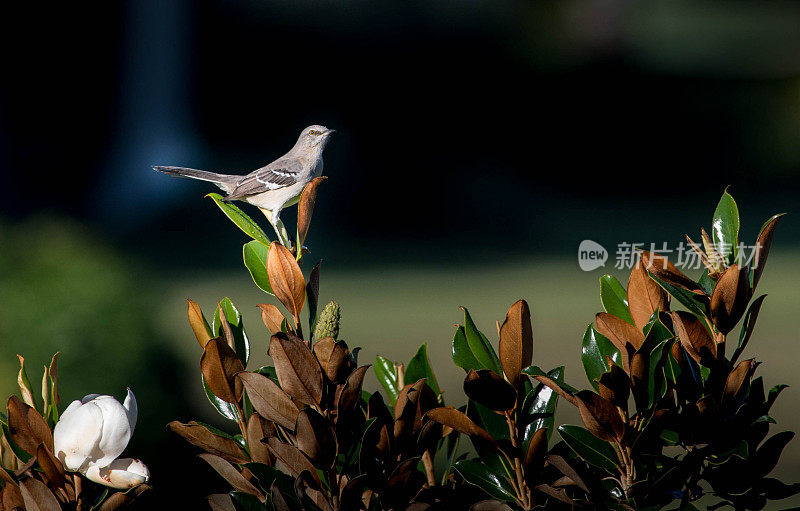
[2, 0, 800, 507]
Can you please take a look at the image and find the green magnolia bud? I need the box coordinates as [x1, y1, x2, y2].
[314, 301, 341, 340]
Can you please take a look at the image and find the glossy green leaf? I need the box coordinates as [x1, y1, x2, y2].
[465, 401, 513, 479]
[698, 269, 715, 295]
[522, 366, 563, 444]
[600, 275, 634, 325]
[659, 429, 679, 446]
[207, 193, 271, 245]
[453, 459, 517, 502]
[522, 365, 578, 394]
[709, 439, 748, 465]
[373, 356, 400, 407]
[212, 297, 250, 366]
[469, 400, 509, 441]
[664, 350, 681, 386]
[452, 325, 482, 372]
[405, 343, 441, 396]
[647, 271, 709, 318]
[647, 339, 672, 408]
[242, 241, 273, 295]
[558, 425, 618, 471]
[731, 294, 766, 365]
[581, 325, 621, 391]
[202, 375, 238, 422]
[712, 189, 740, 265]
[461, 307, 502, 374]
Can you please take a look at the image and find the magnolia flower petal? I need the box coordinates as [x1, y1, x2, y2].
[54, 400, 104, 471]
[89, 395, 133, 469]
[123, 388, 137, 431]
[83, 458, 149, 489]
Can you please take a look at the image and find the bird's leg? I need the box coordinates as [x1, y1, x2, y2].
[259, 208, 292, 248]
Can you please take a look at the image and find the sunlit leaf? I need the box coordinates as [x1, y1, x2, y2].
[207, 193, 271, 245]
[712, 188, 740, 265]
[405, 343, 441, 396]
[461, 307, 502, 374]
[452, 325, 482, 373]
[558, 424, 618, 471]
[581, 325, 621, 391]
[453, 459, 516, 502]
[242, 241, 273, 295]
[600, 274, 634, 325]
[213, 298, 250, 366]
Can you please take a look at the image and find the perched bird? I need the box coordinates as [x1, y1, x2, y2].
[154, 125, 334, 245]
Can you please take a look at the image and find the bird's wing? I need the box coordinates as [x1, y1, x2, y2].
[224, 159, 303, 200]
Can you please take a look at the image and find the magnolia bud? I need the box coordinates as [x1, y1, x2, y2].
[314, 300, 341, 340]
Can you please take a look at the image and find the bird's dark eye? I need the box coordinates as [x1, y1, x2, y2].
[309, 130, 316, 135]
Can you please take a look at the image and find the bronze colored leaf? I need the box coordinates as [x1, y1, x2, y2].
[268, 332, 323, 405]
[187, 299, 212, 348]
[710, 264, 751, 334]
[597, 364, 630, 410]
[424, 407, 495, 445]
[532, 375, 579, 407]
[339, 475, 368, 511]
[96, 484, 150, 511]
[534, 484, 575, 505]
[752, 214, 783, 291]
[200, 338, 244, 404]
[256, 303, 286, 335]
[236, 372, 299, 429]
[595, 313, 643, 369]
[1, 483, 25, 510]
[167, 421, 248, 463]
[393, 380, 436, 448]
[295, 470, 333, 511]
[207, 494, 237, 511]
[267, 438, 320, 484]
[35, 445, 66, 499]
[670, 311, 716, 365]
[267, 242, 306, 322]
[641, 251, 707, 297]
[546, 454, 589, 493]
[629, 352, 648, 395]
[723, 358, 758, 404]
[463, 369, 517, 412]
[313, 338, 352, 384]
[198, 454, 263, 499]
[16, 356, 35, 409]
[295, 409, 337, 468]
[524, 427, 548, 474]
[471, 500, 514, 511]
[574, 390, 625, 443]
[217, 304, 236, 351]
[7, 396, 53, 456]
[297, 176, 327, 252]
[270, 480, 292, 511]
[18, 479, 60, 511]
[47, 353, 59, 409]
[627, 259, 669, 333]
[336, 365, 370, 418]
[245, 414, 276, 465]
[498, 299, 533, 387]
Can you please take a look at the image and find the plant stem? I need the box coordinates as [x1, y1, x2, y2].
[422, 450, 436, 486]
[505, 412, 530, 509]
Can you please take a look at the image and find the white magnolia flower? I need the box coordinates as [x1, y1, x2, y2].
[53, 389, 149, 489]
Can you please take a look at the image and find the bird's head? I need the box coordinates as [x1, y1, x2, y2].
[297, 125, 335, 151]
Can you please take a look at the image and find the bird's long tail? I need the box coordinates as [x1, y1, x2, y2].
[153, 166, 239, 193]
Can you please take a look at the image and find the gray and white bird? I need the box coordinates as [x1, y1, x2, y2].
[154, 125, 334, 245]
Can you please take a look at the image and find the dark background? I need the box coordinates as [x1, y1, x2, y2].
[2, 1, 800, 507]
